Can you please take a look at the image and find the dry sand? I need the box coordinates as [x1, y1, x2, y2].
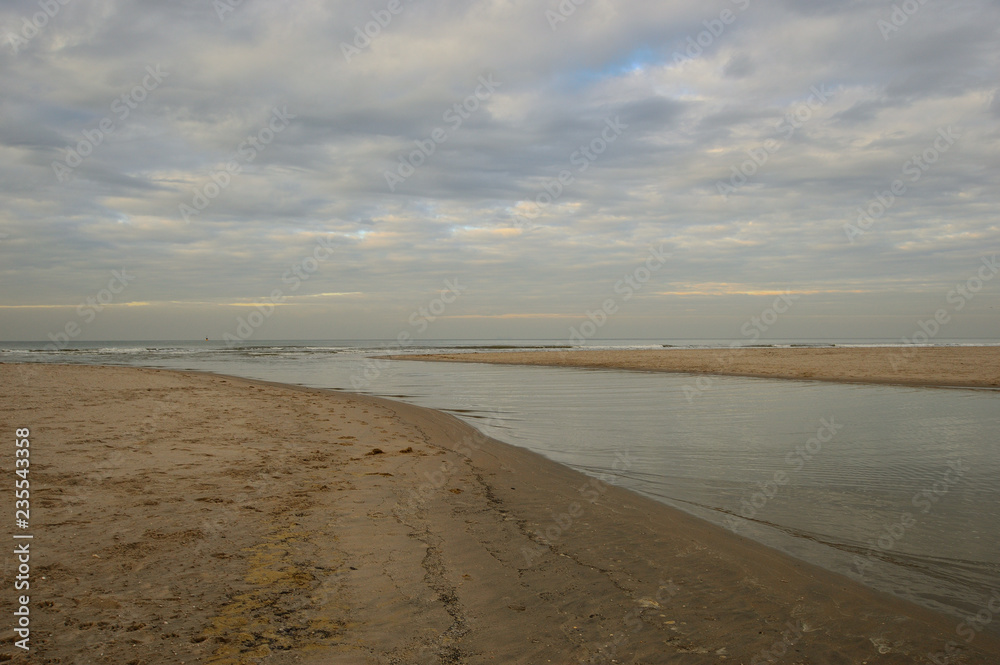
[2, 363, 998, 664]
[397, 346, 1000, 388]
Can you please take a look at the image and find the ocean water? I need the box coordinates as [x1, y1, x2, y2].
[3, 339, 999, 634]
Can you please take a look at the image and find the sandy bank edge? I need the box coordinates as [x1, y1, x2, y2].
[3, 362, 998, 664]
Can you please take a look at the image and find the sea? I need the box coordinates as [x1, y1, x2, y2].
[3, 338, 998, 635]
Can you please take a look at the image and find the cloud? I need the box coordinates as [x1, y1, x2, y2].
[1, 0, 998, 341]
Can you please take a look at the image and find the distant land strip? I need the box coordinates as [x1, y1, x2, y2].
[391, 346, 1000, 389]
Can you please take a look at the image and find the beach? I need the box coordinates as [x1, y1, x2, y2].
[3, 363, 999, 664]
[398, 346, 1000, 388]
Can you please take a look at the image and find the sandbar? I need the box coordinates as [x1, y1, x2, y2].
[2, 363, 998, 663]
[396, 346, 1000, 388]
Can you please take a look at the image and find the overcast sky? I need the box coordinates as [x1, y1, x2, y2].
[1, 0, 998, 342]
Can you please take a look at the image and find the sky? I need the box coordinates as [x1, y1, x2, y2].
[1, 0, 998, 343]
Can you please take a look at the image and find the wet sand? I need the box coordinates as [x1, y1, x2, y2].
[397, 346, 1000, 388]
[2, 363, 999, 664]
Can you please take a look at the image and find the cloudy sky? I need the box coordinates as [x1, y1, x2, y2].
[1, 0, 998, 342]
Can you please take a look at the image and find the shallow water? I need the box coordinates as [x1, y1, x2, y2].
[4, 340, 999, 633]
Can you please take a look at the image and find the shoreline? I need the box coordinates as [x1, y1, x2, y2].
[392, 346, 1000, 389]
[4, 363, 999, 663]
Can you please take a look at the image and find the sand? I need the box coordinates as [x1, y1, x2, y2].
[396, 346, 1000, 388]
[2, 363, 999, 664]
